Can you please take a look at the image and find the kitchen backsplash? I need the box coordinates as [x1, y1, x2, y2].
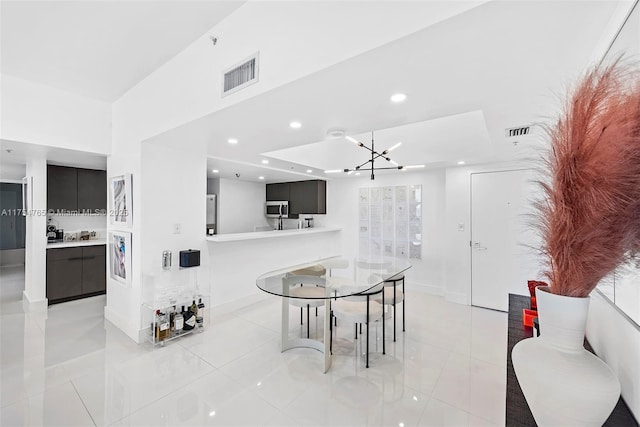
[48, 213, 107, 236]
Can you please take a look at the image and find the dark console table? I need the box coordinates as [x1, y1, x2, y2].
[506, 293, 638, 426]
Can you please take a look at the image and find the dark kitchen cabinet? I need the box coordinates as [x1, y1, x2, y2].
[81, 245, 106, 294]
[47, 165, 106, 212]
[77, 169, 107, 211]
[47, 245, 106, 304]
[46, 247, 83, 302]
[47, 165, 78, 211]
[266, 183, 290, 201]
[289, 180, 326, 215]
[266, 180, 326, 218]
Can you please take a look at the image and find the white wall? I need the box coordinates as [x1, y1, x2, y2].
[324, 170, 446, 295]
[217, 178, 269, 234]
[587, 292, 640, 420]
[48, 214, 106, 236]
[1, 74, 111, 154]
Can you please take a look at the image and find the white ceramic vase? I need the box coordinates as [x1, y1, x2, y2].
[512, 286, 620, 427]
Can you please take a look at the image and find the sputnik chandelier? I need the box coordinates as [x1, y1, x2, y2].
[325, 132, 424, 180]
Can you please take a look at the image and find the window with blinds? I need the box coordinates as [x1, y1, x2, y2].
[222, 53, 259, 96]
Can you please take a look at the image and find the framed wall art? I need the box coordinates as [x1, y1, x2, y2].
[109, 231, 132, 287]
[109, 174, 132, 228]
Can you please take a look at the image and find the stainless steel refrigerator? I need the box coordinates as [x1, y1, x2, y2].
[206, 194, 216, 235]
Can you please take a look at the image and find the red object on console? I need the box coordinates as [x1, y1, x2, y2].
[522, 309, 538, 327]
[527, 280, 547, 310]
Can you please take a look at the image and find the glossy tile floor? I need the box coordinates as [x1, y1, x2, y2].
[1, 266, 507, 426]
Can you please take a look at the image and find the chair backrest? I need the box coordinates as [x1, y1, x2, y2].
[282, 274, 326, 288]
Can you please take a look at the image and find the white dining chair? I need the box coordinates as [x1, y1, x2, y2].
[283, 274, 326, 338]
[329, 276, 385, 368]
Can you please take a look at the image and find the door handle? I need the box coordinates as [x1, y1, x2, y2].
[473, 242, 488, 251]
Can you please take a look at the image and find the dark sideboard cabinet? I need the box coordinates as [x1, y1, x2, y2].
[48, 165, 107, 212]
[46, 245, 106, 304]
[266, 179, 326, 218]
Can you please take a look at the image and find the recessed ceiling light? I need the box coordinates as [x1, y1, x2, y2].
[228, 138, 238, 144]
[258, 176, 265, 180]
[457, 160, 466, 165]
[390, 93, 407, 103]
[261, 159, 269, 164]
[212, 169, 219, 173]
[289, 121, 302, 129]
[306, 169, 313, 173]
[327, 129, 345, 138]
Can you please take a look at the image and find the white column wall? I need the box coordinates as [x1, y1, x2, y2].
[23, 156, 47, 310]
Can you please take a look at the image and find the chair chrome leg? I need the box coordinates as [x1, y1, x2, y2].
[366, 294, 370, 368]
[354, 324, 357, 339]
[307, 304, 310, 338]
[402, 277, 406, 332]
[300, 307, 303, 325]
[393, 284, 397, 342]
[382, 286, 385, 355]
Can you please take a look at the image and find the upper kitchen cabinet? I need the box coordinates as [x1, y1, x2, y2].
[77, 168, 107, 211]
[266, 182, 290, 201]
[289, 180, 326, 215]
[47, 165, 78, 211]
[47, 165, 107, 211]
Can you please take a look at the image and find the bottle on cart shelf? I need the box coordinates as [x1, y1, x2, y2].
[183, 304, 196, 331]
[156, 310, 170, 341]
[174, 306, 184, 334]
[190, 299, 198, 317]
[169, 306, 176, 332]
[196, 298, 205, 329]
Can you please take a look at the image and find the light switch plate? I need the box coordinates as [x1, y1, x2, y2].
[173, 223, 181, 234]
[458, 223, 465, 231]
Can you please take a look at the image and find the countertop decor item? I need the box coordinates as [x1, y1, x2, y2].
[513, 59, 640, 426]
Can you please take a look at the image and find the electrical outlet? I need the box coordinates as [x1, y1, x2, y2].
[173, 223, 181, 234]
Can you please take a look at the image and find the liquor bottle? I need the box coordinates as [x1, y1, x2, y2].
[183, 304, 196, 331]
[196, 298, 205, 329]
[174, 306, 184, 334]
[169, 306, 176, 333]
[190, 299, 198, 317]
[157, 310, 170, 341]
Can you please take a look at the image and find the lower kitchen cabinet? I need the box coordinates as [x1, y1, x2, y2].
[47, 245, 106, 304]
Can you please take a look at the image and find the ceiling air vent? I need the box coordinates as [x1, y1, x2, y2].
[505, 125, 532, 138]
[222, 53, 259, 97]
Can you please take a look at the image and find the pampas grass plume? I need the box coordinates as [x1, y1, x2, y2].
[539, 59, 640, 297]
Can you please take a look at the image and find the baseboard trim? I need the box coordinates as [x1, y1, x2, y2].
[104, 306, 141, 344]
[445, 291, 469, 305]
[22, 291, 47, 312]
[406, 281, 444, 296]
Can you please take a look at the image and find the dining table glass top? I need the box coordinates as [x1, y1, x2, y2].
[256, 255, 412, 299]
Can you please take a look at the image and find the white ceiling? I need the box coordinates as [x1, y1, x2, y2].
[0, 1, 244, 101]
[207, 157, 319, 184]
[1, 139, 107, 170]
[147, 0, 623, 181]
[0, 1, 628, 183]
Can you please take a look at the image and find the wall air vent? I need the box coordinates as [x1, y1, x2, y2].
[222, 53, 259, 97]
[505, 126, 532, 138]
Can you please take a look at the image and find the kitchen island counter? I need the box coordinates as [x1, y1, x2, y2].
[206, 227, 341, 243]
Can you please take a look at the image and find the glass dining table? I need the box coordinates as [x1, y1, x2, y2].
[256, 255, 412, 372]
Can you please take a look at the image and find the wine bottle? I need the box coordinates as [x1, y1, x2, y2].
[169, 306, 176, 333]
[190, 299, 198, 317]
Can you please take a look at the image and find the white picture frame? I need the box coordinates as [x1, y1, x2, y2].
[109, 174, 132, 228]
[108, 231, 132, 287]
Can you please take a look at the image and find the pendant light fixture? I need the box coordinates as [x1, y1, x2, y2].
[326, 132, 422, 180]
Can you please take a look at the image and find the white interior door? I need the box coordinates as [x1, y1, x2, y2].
[471, 169, 543, 311]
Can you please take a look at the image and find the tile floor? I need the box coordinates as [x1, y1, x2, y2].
[0, 265, 507, 426]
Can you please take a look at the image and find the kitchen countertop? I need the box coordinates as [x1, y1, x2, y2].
[47, 239, 107, 249]
[206, 227, 341, 243]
